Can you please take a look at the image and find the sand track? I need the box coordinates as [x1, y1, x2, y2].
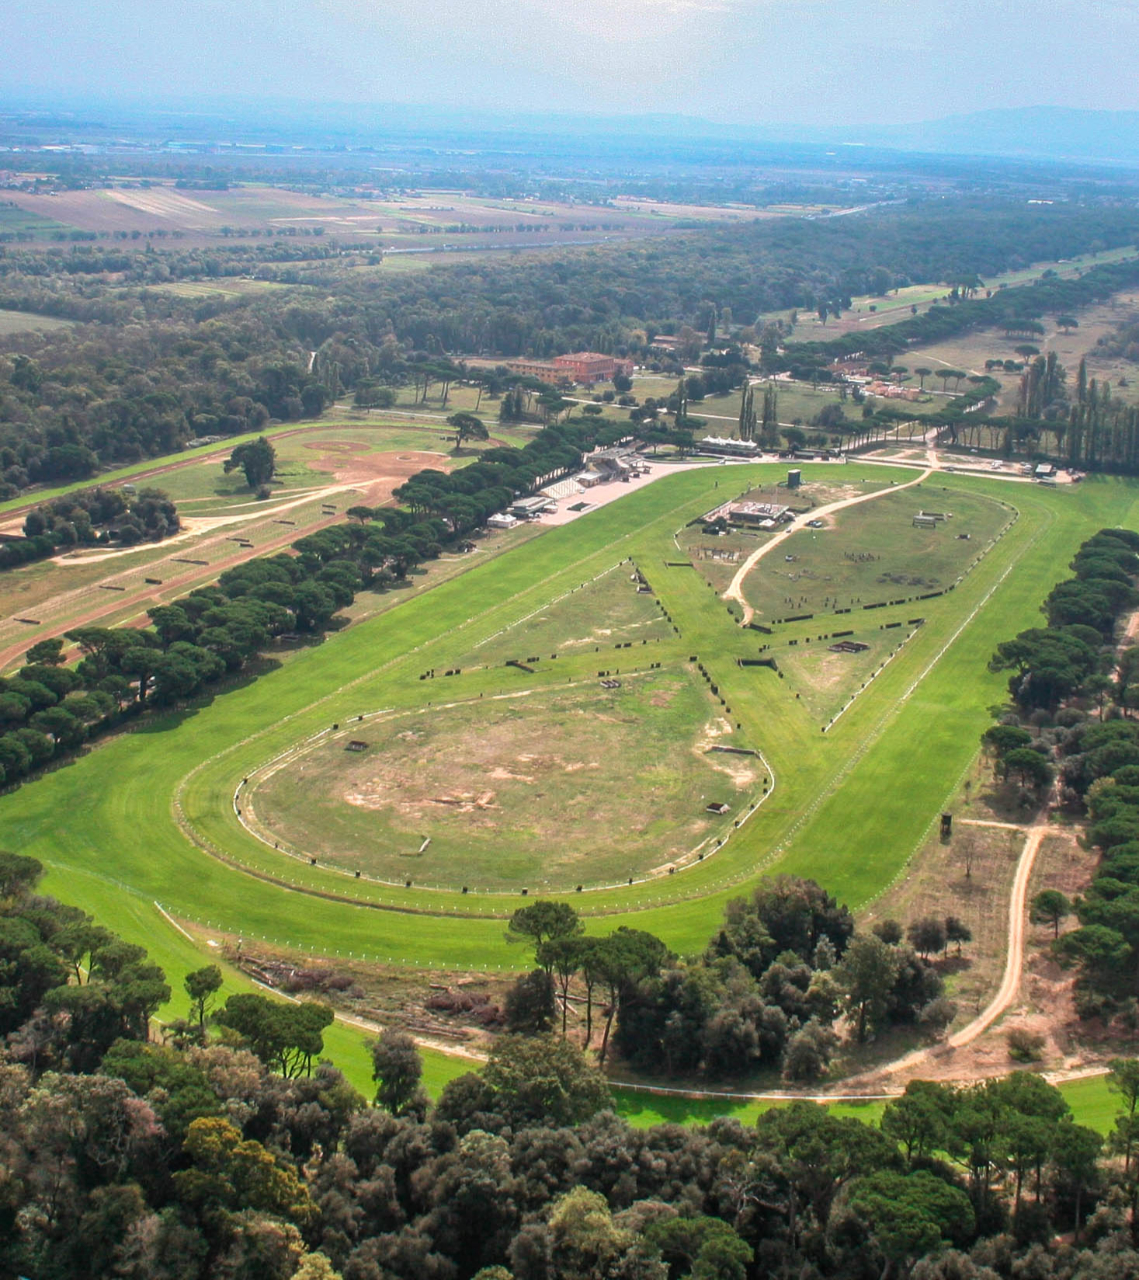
[722, 465, 933, 624]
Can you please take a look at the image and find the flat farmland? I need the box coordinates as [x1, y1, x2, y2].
[0, 201, 74, 238]
[3, 183, 376, 235]
[1, 182, 709, 248]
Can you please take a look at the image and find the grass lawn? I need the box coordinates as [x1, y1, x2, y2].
[450, 561, 672, 668]
[611, 1074, 1121, 1133]
[740, 486, 1012, 621]
[3, 463, 1139, 1093]
[776, 630, 903, 724]
[250, 666, 755, 892]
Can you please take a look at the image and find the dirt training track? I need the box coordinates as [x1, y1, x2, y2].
[0, 448, 445, 673]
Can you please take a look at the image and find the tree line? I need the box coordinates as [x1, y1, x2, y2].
[0, 417, 613, 792]
[982, 527, 1139, 1031]
[6, 851, 1139, 1279]
[501, 879, 966, 1088]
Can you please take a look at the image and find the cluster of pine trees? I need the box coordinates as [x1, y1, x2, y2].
[5, 848, 1139, 1280]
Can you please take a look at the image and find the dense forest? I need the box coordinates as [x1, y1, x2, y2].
[3, 850, 1139, 1280]
[0, 198, 1137, 493]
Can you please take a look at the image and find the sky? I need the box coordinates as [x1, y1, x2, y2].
[5, 0, 1139, 127]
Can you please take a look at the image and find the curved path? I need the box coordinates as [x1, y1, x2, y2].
[947, 822, 1053, 1048]
[609, 813, 1075, 1105]
[722, 462, 933, 624]
[868, 816, 1058, 1083]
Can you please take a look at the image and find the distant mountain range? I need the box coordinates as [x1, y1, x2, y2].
[5, 97, 1139, 168]
[832, 108, 1139, 165]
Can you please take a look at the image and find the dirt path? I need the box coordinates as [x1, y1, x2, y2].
[868, 815, 1065, 1082]
[722, 464, 933, 624]
[51, 483, 357, 565]
[0, 449, 445, 671]
[947, 822, 1052, 1046]
[607, 815, 1082, 1106]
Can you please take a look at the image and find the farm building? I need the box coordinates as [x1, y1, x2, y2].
[731, 501, 793, 526]
[509, 496, 552, 519]
[699, 435, 760, 457]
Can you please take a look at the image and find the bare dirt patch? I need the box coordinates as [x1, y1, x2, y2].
[249, 671, 755, 891]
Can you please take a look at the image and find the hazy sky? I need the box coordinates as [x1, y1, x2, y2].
[5, 0, 1139, 126]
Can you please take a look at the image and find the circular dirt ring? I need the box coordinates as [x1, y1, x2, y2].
[243, 673, 761, 894]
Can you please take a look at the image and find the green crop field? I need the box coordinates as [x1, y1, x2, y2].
[4, 460, 1139, 1099]
[0, 204, 75, 239]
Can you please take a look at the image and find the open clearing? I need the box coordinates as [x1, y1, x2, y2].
[2, 456, 1138, 1101]
[740, 485, 1012, 620]
[251, 668, 755, 891]
[449, 560, 673, 668]
[0, 309, 76, 335]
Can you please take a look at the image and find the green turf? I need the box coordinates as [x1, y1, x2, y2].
[450, 560, 673, 668]
[741, 487, 1012, 620]
[250, 666, 754, 891]
[5, 463, 1139, 1090]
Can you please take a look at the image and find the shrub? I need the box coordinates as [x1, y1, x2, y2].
[1006, 1028, 1045, 1062]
